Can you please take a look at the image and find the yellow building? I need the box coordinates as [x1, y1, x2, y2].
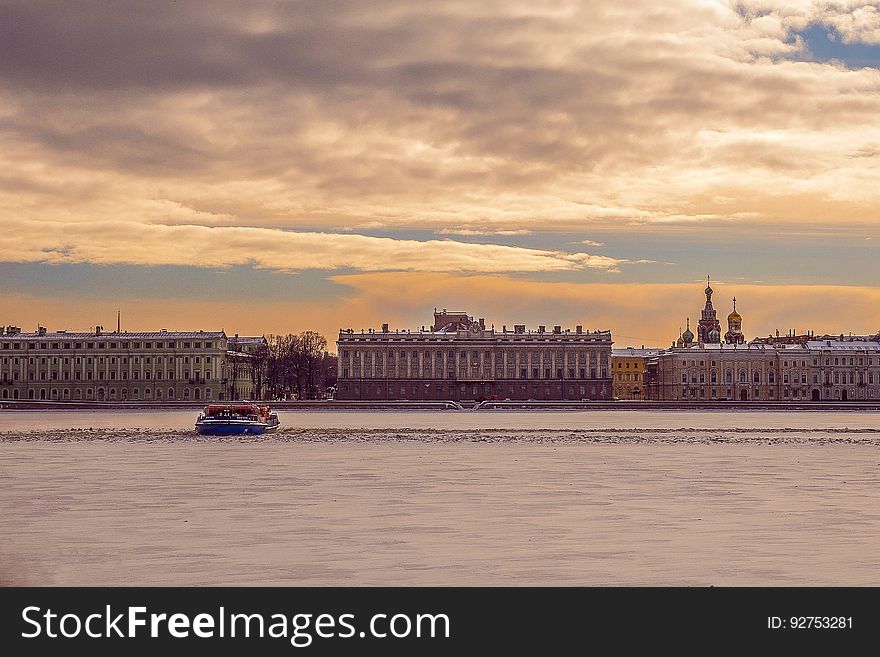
[612, 347, 659, 400]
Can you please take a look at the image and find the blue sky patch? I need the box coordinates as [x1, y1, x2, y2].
[794, 23, 880, 69]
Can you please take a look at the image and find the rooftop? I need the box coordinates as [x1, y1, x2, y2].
[613, 348, 662, 357]
[1, 330, 226, 340]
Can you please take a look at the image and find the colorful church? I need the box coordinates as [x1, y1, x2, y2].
[677, 277, 744, 347]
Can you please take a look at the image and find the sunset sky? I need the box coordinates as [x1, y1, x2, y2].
[2, 1, 879, 348]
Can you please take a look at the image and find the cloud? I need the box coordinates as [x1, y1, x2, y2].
[1, 0, 880, 277]
[434, 228, 533, 236]
[579, 240, 606, 247]
[0, 220, 632, 273]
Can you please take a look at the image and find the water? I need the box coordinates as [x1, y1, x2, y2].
[2, 408, 879, 431]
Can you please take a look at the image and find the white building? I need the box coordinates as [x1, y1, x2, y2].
[0, 326, 228, 402]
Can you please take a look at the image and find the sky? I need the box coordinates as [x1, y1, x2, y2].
[2, 1, 879, 348]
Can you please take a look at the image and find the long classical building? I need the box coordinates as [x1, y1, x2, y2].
[0, 325, 230, 402]
[645, 280, 880, 402]
[648, 340, 880, 402]
[336, 309, 613, 401]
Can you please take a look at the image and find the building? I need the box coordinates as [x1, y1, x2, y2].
[336, 309, 613, 402]
[806, 339, 880, 401]
[226, 334, 269, 400]
[649, 340, 880, 402]
[650, 342, 810, 401]
[0, 325, 228, 402]
[612, 347, 660, 400]
[646, 279, 880, 402]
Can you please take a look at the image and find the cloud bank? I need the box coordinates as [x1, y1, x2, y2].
[1, 1, 879, 274]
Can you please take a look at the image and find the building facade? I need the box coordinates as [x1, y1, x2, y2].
[612, 347, 660, 400]
[336, 309, 613, 402]
[0, 326, 228, 402]
[648, 341, 880, 402]
[806, 340, 880, 402]
[647, 280, 880, 402]
[226, 334, 268, 400]
[650, 342, 809, 401]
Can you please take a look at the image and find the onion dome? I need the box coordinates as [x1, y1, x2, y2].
[682, 318, 694, 344]
[705, 275, 713, 297]
[728, 297, 742, 324]
[708, 328, 721, 343]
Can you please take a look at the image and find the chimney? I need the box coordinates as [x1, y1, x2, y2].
[576, 325, 583, 334]
[479, 318, 485, 329]
[538, 325, 545, 333]
[382, 323, 389, 332]
[37, 325, 47, 336]
[553, 325, 561, 334]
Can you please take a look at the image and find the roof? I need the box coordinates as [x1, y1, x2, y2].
[613, 348, 661, 357]
[338, 328, 612, 342]
[433, 321, 472, 333]
[805, 340, 880, 351]
[666, 342, 808, 353]
[228, 336, 266, 344]
[1, 331, 225, 341]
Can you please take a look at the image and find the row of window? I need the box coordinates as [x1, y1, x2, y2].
[342, 350, 607, 362]
[1, 370, 212, 382]
[1, 341, 220, 350]
[2, 355, 212, 366]
[341, 368, 609, 380]
[341, 383, 607, 397]
[0, 387, 215, 400]
[679, 370, 878, 385]
[680, 357, 877, 367]
[678, 387, 877, 400]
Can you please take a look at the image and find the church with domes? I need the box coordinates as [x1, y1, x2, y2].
[676, 277, 743, 347]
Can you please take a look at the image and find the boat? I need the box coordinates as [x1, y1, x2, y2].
[195, 402, 280, 435]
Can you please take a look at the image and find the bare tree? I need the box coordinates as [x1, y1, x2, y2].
[262, 331, 335, 400]
[249, 341, 269, 400]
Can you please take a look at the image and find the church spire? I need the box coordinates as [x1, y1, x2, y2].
[698, 276, 721, 343]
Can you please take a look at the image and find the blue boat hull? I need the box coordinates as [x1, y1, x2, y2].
[195, 421, 270, 435]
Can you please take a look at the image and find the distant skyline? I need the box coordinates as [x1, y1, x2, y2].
[2, 2, 879, 346]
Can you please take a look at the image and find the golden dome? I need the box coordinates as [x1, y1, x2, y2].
[728, 297, 741, 323]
